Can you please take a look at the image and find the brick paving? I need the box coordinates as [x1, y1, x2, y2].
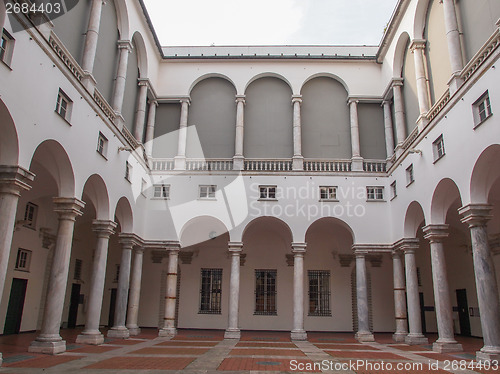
[0, 329, 496, 373]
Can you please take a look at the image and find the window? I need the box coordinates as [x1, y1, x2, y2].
[24, 202, 38, 229]
[141, 179, 147, 196]
[406, 164, 414, 186]
[473, 91, 492, 127]
[96, 132, 108, 158]
[308, 270, 331, 316]
[319, 186, 338, 201]
[125, 162, 132, 182]
[255, 270, 277, 315]
[199, 268, 222, 314]
[153, 184, 170, 199]
[199, 185, 216, 199]
[366, 186, 384, 201]
[259, 185, 277, 200]
[390, 181, 397, 200]
[0, 29, 14, 66]
[15, 249, 32, 271]
[55, 89, 72, 122]
[433, 135, 445, 162]
[114, 264, 120, 282]
[74, 259, 83, 280]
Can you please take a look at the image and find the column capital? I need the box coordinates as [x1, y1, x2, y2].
[410, 39, 427, 52]
[53, 197, 85, 219]
[391, 249, 403, 258]
[354, 249, 369, 257]
[291, 242, 306, 254]
[0, 165, 35, 195]
[391, 77, 404, 87]
[92, 220, 117, 237]
[228, 242, 243, 253]
[117, 39, 133, 52]
[179, 97, 191, 106]
[347, 97, 360, 105]
[382, 99, 392, 107]
[459, 204, 493, 227]
[235, 95, 246, 104]
[138, 78, 151, 88]
[148, 99, 159, 107]
[134, 246, 145, 255]
[422, 224, 449, 243]
[291, 95, 302, 105]
[395, 238, 420, 253]
[118, 233, 142, 249]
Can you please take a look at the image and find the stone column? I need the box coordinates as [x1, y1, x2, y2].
[459, 204, 500, 362]
[291, 243, 307, 340]
[382, 100, 395, 159]
[29, 198, 85, 354]
[111, 40, 132, 117]
[422, 225, 463, 352]
[392, 79, 407, 148]
[80, 0, 104, 90]
[174, 99, 190, 170]
[392, 250, 408, 342]
[349, 99, 363, 171]
[355, 251, 374, 342]
[225, 242, 243, 339]
[107, 237, 135, 339]
[402, 241, 429, 345]
[233, 96, 245, 170]
[442, 0, 464, 92]
[126, 247, 144, 336]
[292, 96, 304, 171]
[133, 79, 149, 142]
[0, 167, 33, 307]
[144, 100, 158, 157]
[76, 220, 117, 345]
[159, 246, 180, 336]
[410, 40, 431, 129]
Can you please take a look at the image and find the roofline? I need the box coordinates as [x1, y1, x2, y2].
[376, 0, 410, 63]
[137, 0, 165, 58]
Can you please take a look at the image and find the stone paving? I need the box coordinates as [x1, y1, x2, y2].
[0, 328, 497, 373]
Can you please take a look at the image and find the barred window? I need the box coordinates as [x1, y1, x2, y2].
[199, 268, 222, 314]
[255, 270, 277, 315]
[308, 270, 331, 316]
[74, 259, 83, 280]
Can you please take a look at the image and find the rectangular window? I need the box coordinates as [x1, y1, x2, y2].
[125, 162, 132, 182]
[0, 29, 14, 66]
[308, 270, 331, 316]
[406, 164, 414, 186]
[141, 179, 147, 196]
[199, 185, 216, 199]
[255, 269, 277, 315]
[366, 186, 384, 201]
[319, 186, 338, 201]
[15, 249, 32, 271]
[259, 185, 277, 200]
[390, 181, 397, 200]
[97, 132, 108, 158]
[154, 184, 170, 199]
[55, 89, 72, 122]
[74, 259, 83, 280]
[473, 91, 492, 127]
[433, 135, 445, 162]
[24, 202, 38, 229]
[199, 268, 222, 314]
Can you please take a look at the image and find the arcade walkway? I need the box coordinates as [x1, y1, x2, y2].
[0, 329, 494, 373]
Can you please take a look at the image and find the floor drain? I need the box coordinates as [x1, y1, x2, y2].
[256, 361, 281, 366]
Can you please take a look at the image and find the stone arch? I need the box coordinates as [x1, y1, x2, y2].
[188, 73, 236, 96]
[132, 31, 148, 79]
[430, 178, 463, 224]
[179, 215, 230, 248]
[301, 73, 350, 94]
[114, 196, 133, 233]
[393, 32, 411, 78]
[414, 0, 432, 39]
[305, 217, 355, 248]
[470, 144, 500, 204]
[29, 140, 75, 198]
[404, 201, 426, 238]
[242, 216, 293, 248]
[113, 0, 130, 40]
[0, 99, 19, 165]
[81, 174, 110, 221]
[244, 72, 292, 93]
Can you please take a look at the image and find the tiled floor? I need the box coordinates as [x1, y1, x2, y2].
[0, 329, 496, 373]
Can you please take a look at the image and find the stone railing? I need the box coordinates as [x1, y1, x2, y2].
[401, 127, 420, 151]
[93, 88, 116, 123]
[363, 160, 387, 172]
[461, 28, 500, 83]
[48, 32, 84, 82]
[151, 159, 175, 171]
[427, 89, 451, 123]
[121, 126, 140, 149]
[244, 159, 293, 171]
[303, 159, 352, 172]
[186, 159, 234, 171]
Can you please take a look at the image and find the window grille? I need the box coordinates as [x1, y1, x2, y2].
[308, 270, 331, 316]
[199, 268, 222, 314]
[254, 270, 277, 315]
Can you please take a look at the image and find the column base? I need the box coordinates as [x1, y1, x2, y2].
[224, 329, 241, 339]
[28, 339, 66, 355]
[76, 332, 104, 345]
[81, 72, 97, 92]
[291, 330, 308, 341]
[432, 340, 463, 353]
[351, 157, 364, 172]
[392, 332, 408, 342]
[174, 156, 186, 170]
[355, 331, 375, 342]
[477, 346, 500, 362]
[405, 334, 428, 345]
[107, 327, 130, 339]
[158, 327, 177, 337]
[232, 156, 244, 171]
[127, 327, 141, 336]
[292, 156, 304, 171]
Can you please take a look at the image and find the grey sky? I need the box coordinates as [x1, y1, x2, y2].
[143, 0, 399, 46]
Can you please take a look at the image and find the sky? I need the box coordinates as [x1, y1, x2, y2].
[143, 0, 400, 47]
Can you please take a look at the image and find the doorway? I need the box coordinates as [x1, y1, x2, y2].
[419, 292, 426, 334]
[4, 278, 28, 334]
[108, 288, 117, 327]
[67, 283, 81, 329]
[456, 289, 471, 336]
